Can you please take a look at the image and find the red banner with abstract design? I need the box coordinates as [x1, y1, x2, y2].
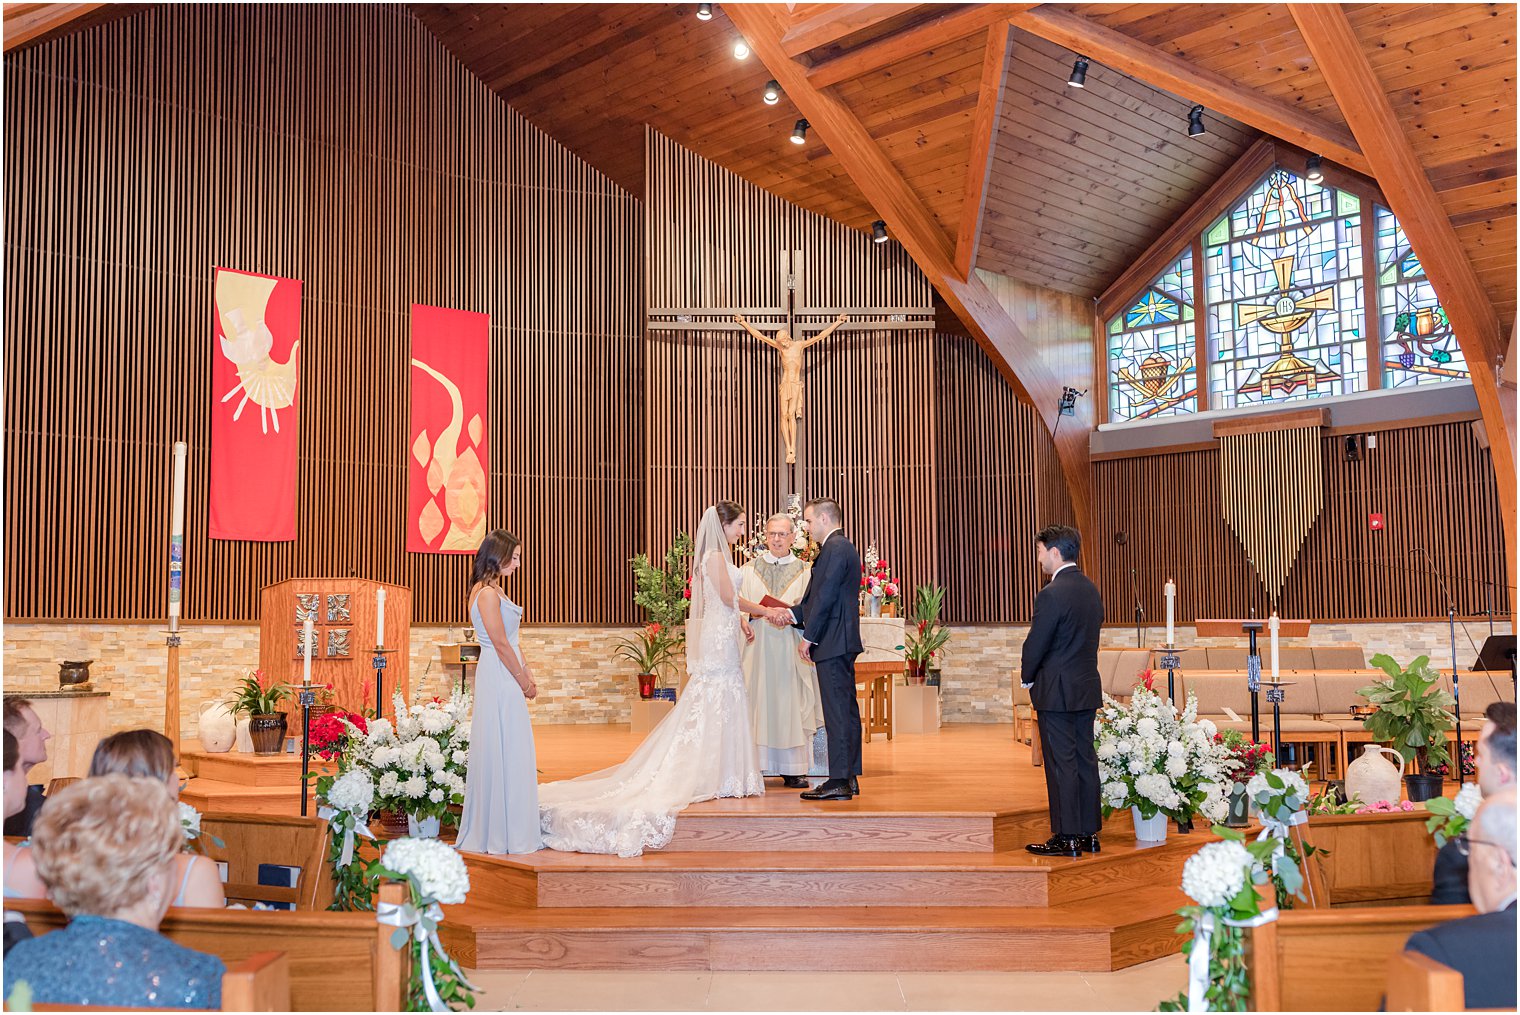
[209, 267, 302, 541]
[408, 305, 489, 553]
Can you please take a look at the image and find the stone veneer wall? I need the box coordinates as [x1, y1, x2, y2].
[3, 620, 1511, 738]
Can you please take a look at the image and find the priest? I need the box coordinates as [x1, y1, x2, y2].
[739, 514, 825, 788]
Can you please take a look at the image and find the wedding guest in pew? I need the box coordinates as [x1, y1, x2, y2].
[2, 696, 52, 836]
[1405, 787, 1517, 1010]
[4, 730, 35, 955]
[1431, 701, 1516, 904]
[2, 730, 225, 908]
[3, 775, 226, 1008]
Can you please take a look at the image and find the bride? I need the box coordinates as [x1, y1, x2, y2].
[539, 501, 770, 856]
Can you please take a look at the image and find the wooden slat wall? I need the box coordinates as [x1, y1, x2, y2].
[1092, 421, 1512, 623]
[644, 131, 939, 596]
[3, 4, 644, 625]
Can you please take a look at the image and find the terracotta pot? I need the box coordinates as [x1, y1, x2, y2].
[636, 673, 657, 700]
[248, 713, 288, 755]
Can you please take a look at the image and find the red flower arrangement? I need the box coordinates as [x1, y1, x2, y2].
[1214, 729, 1274, 779]
[1138, 668, 1156, 692]
[308, 710, 368, 761]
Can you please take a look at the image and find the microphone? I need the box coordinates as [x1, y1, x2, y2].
[1129, 566, 1146, 648]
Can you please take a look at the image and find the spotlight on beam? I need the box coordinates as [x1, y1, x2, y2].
[696, 3, 712, 20]
[790, 118, 809, 145]
[1058, 386, 1087, 417]
[733, 38, 750, 60]
[1187, 104, 1207, 137]
[871, 220, 888, 244]
[763, 79, 781, 105]
[1068, 56, 1089, 88]
[1306, 154, 1325, 185]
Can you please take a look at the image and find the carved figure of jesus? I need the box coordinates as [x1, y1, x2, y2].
[735, 312, 849, 463]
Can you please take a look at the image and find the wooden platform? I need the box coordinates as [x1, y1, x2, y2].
[183, 724, 1197, 973]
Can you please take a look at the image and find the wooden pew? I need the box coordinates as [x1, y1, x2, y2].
[1385, 950, 1465, 1012]
[17, 951, 290, 1012]
[197, 812, 333, 910]
[11, 883, 408, 1012]
[1302, 810, 1437, 906]
[1245, 903, 1473, 1011]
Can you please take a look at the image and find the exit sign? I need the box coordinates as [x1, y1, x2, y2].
[1369, 513, 1384, 530]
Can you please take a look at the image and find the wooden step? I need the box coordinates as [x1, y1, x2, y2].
[437, 885, 1189, 972]
[181, 751, 335, 788]
[180, 779, 315, 815]
[461, 836, 1201, 909]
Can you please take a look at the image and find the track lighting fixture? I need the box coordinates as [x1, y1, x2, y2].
[1306, 154, 1325, 184]
[733, 38, 750, 60]
[871, 220, 888, 244]
[763, 79, 781, 105]
[1187, 104, 1206, 137]
[1058, 386, 1087, 417]
[1068, 55, 1089, 88]
[696, 3, 712, 20]
[790, 118, 809, 145]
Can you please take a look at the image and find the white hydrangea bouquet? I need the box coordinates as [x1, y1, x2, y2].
[1159, 837, 1275, 1012]
[177, 801, 224, 856]
[1423, 782, 1482, 847]
[1095, 687, 1233, 827]
[377, 837, 476, 1012]
[1243, 767, 1319, 906]
[366, 690, 472, 831]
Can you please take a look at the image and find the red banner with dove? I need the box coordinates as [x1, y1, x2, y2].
[408, 304, 490, 553]
[209, 267, 302, 541]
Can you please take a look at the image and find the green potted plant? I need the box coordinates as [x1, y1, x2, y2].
[1356, 654, 1456, 802]
[224, 669, 292, 755]
[615, 623, 679, 700]
[898, 583, 951, 685]
[623, 532, 693, 698]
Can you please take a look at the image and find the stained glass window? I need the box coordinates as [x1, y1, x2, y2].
[1203, 169, 1366, 410]
[1106, 249, 1197, 422]
[1375, 204, 1469, 386]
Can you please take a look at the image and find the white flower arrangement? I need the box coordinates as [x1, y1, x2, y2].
[179, 800, 202, 840]
[325, 768, 374, 816]
[381, 836, 471, 906]
[1095, 687, 1233, 824]
[1180, 839, 1254, 907]
[1453, 782, 1482, 820]
[359, 690, 473, 827]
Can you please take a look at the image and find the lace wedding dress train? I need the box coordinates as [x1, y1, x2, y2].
[538, 545, 764, 857]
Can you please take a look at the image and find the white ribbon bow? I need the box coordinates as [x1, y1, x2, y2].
[1187, 906, 1279, 1011]
[317, 806, 375, 868]
[1257, 808, 1308, 880]
[377, 900, 476, 1013]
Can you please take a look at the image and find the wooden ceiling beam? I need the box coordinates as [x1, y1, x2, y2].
[727, 2, 1092, 535]
[1286, 2, 1515, 611]
[3, 2, 106, 50]
[1008, 5, 1372, 177]
[779, 3, 923, 59]
[955, 20, 1013, 280]
[805, 4, 1033, 90]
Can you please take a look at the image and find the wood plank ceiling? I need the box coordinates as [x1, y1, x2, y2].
[413, 2, 1514, 334]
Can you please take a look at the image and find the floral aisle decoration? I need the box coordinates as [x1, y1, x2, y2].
[376, 837, 477, 1012]
[314, 757, 381, 911]
[367, 692, 472, 836]
[1214, 730, 1274, 826]
[1157, 838, 1279, 1012]
[1241, 768, 1320, 907]
[178, 801, 223, 856]
[1096, 688, 1233, 835]
[1424, 782, 1483, 846]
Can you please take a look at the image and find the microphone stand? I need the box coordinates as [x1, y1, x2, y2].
[1130, 568, 1146, 649]
[1412, 548, 1464, 786]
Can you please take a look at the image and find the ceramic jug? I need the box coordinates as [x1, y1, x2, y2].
[1346, 744, 1404, 806]
[197, 701, 236, 753]
[234, 716, 254, 753]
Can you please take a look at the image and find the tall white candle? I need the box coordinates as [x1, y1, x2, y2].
[1269, 611, 1281, 682]
[375, 588, 387, 648]
[1164, 578, 1176, 646]
[303, 616, 314, 684]
[168, 441, 187, 631]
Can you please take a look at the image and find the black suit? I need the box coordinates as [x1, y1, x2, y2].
[791, 531, 864, 780]
[1430, 836, 1471, 905]
[1021, 565, 1104, 837]
[1404, 903, 1517, 1010]
[1, 785, 44, 838]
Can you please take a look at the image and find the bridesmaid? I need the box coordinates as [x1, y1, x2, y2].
[456, 530, 542, 855]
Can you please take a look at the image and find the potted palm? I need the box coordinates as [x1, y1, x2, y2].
[1357, 654, 1457, 802]
[898, 583, 951, 685]
[224, 669, 292, 755]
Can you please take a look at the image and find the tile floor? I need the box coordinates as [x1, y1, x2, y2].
[461, 957, 1187, 1011]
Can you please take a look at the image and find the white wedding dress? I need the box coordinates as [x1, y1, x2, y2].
[539, 536, 764, 857]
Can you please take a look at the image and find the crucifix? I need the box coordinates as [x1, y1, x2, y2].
[733, 311, 848, 464]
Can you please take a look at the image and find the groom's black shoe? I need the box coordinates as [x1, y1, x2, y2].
[848, 777, 859, 796]
[800, 779, 853, 801]
[1079, 834, 1100, 854]
[1024, 835, 1082, 857]
[779, 775, 809, 789]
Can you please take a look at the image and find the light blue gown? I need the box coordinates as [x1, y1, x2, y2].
[455, 591, 542, 854]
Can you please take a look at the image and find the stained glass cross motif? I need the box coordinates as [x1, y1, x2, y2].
[1233, 253, 1341, 400]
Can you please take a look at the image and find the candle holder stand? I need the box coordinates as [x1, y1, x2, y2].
[1243, 620, 1264, 744]
[164, 629, 183, 758]
[297, 685, 317, 817]
[1263, 680, 1296, 768]
[372, 648, 396, 719]
[1159, 647, 1179, 704]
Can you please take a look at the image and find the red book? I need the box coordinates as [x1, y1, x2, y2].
[760, 594, 791, 610]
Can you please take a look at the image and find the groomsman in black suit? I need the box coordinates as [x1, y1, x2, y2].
[781, 497, 864, 801]
[1022, 525, 1105, 857]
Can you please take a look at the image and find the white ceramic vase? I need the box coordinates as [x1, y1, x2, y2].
[234, 717, 254, 753]
[1346, 744, 1404, 806]
[1132, 806, 1169, 842]
[197, 702, 236, 753]
[408, 814, 442, 839]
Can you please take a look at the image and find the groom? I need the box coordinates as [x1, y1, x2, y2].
[780, 497, 863, 800]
